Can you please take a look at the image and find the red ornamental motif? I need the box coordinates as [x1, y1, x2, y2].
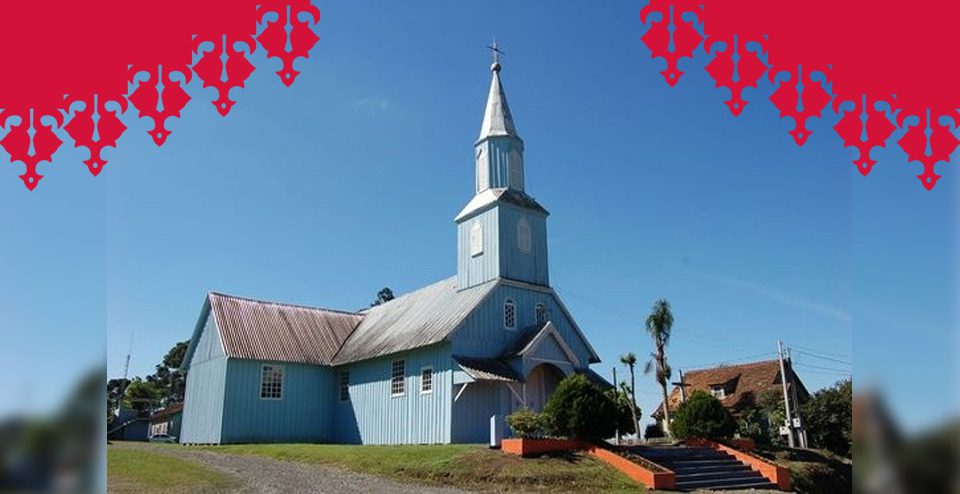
[193, 36, 257, 117]
[63, 95, 128, 176]
[0, 0, 321, 191]
[704, 36, 767, 116]
[639, 0, 960, 190]
[257, 0, 321, 87]
[0, 109, 63, 190]
[832, 96, 896, 177]
[640, 0, 703, 87]
[768, 67, 833, 146]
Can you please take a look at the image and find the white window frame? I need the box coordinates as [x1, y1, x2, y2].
[517, 217, 532, 253]
[339, 370, 350, 402]
[391, 359, 406, 397]
[420, 367, 434, 395]
[259, 364, 284, 400]
[470, 221, 484, 257]
[535, 303, 547, 325]
[504, 299, 517, 330]
[710, 385, 726, 399]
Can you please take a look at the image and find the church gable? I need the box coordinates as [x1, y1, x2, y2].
[183, 301, 225, 371]
[448, 281, 599, 366]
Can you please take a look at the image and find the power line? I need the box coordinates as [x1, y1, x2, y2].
[792, 349, 852, 366]
[789, 344, 851, 361]
[793, 362, 851, 373]
[678, 351, 778, 371]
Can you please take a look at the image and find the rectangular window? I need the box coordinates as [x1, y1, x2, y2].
[391, 360, 405, 396]
[339, 371, 350, 402]
[260, 365, 283, 400]
[420, 367, 433, 394]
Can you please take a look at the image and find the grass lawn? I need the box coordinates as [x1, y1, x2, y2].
[755, 445, 852, 494]
[107, 444, 239, 494]
[191, 443, 648, 493]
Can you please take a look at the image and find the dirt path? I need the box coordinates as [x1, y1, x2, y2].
[114, 442, 472, 494]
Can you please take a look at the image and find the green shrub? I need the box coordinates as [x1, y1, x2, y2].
[506, 408, 549, 438]
[671, 390, 737, 440]
[543, 373, 618, 440]
[644, 423, 665, 440]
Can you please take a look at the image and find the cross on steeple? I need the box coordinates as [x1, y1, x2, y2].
[487, 39, 505, 72]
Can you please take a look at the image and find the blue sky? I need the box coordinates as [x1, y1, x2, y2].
[1, 2, 955, 432]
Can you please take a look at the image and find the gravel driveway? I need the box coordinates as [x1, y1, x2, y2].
[117, 442, 472, 494]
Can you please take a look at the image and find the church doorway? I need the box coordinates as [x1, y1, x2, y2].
[525, 363, 565, 412]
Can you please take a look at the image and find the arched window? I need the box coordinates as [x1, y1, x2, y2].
[503, 299, 517, 330]
[470, 221, 483, 257]
[535, 303, 547, 325]
[508, 149, 523, 189]
[517, 217, 532, 253]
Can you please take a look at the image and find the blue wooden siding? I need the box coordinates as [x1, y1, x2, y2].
[180, 313, 227, 444]
[479, 137, 524, 191]
[332, 343, 453, 444]
[450, 284, 594, 367]
[451, 381, 506, 443]
[497, 204, 548, 286]
[457, 207, 500, 290]
[220, 359, 334, 443]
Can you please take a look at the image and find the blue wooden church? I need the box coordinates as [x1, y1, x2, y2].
[179, 55, 606, 445]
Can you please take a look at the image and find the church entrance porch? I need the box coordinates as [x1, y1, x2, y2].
[523, 362, 564, 412]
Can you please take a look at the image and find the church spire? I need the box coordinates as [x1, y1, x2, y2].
[478, 41, 519, 142]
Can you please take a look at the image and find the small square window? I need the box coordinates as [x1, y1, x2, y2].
[421, 367, 433, 394]
[260, 365, 283, 400]
[339, 371, 350, 402]
[391, 360, 405, 396]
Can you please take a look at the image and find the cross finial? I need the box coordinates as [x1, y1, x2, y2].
[487, 38, 504, 72]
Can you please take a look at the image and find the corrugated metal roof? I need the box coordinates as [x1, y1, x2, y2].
[454, 188, 549, 222]
[454, 356, 522, 382]
[331, 277, 498, 365]
[500, 323, 547, 357]
[209, 292, 362, 365]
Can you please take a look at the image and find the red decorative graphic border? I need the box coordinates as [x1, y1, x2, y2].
[0, 1, 319, 190]
[640, 1, 959, 190]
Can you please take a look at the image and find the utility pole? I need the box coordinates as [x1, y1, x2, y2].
[778, 340, 796, 447]
[785, 347, 808, 448]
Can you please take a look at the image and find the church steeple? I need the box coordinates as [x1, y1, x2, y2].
[474, 42, 525, 193]
[456, 45, 549, 291]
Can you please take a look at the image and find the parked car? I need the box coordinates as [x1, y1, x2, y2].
[149, 434, 177, 443]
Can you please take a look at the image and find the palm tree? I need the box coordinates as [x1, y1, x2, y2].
[644, 299, 674, 436]
[620, 352, 640, 439]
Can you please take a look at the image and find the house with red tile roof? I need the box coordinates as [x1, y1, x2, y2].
[652, 360, 810, 426]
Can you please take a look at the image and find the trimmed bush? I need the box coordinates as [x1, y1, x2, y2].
[506, 408, 550, 438]
[543, 373, 618, 440]
[670, 390, 737, 440]
[644, 423, 665, 440]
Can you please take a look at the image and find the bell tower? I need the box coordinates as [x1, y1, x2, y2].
[456, 44, 550, 291]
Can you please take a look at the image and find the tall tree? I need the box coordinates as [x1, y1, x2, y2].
[644, 298, 675, 436]
[620, 352, 640, 438]
[146, 340, 189, 406]
[371, 287, 395, 306]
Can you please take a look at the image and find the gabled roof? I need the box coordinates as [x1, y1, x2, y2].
[501, 321, 581, 367]
[330, 277, 498, 365]
[208, 292, 362, 366]
[652, 360, 810, 418]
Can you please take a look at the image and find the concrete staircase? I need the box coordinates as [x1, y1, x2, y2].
[629, 445, 780, 491]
